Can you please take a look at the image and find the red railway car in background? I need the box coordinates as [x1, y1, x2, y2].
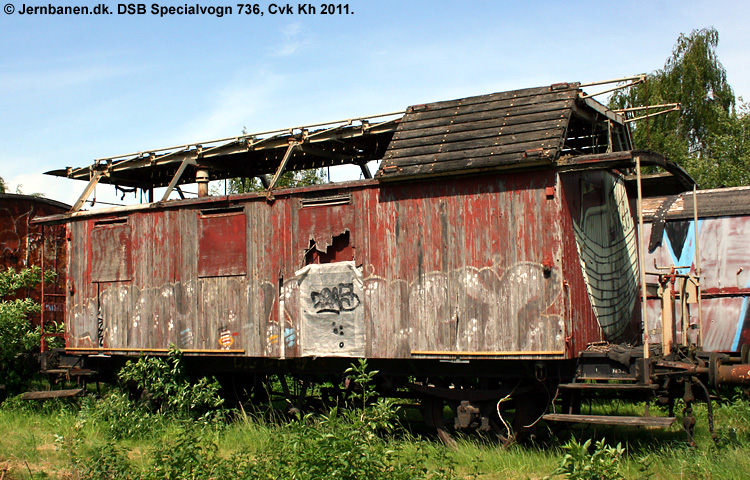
[1, 193, 68, 331]
[34, 82, 750, 440]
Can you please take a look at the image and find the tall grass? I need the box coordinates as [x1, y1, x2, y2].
[1, 364, 750, 479]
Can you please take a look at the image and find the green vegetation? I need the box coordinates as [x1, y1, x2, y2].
[546, 437, 624, 480]
[610, 27, 750, 189]
[225, 167, 327, 194]
[1, 350, 750, 479]
[0, 266, 50, 400]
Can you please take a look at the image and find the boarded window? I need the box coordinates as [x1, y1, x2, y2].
[198, 211, 247, 277]
[297, 199, 355, 266]
[91, 220, 131, 282]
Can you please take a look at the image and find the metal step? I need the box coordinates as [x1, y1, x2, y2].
[21, 388, 84, 400]
[543, 413, 676, 427]
[558, 383, 659, 391]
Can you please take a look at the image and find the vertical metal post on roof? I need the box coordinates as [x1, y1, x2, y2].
[196, 170, 210, 197]
[636, 155, 650, 382]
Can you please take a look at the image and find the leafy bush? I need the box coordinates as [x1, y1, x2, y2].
[117, 346, 224, 421]
[244, 360, 457, 480]
[77, 390, 163, 440]
[0, 266, 45, 399]
[69, 440, 133, 480]
[67, 360, 457, 480]
[547, 437, 624, 480]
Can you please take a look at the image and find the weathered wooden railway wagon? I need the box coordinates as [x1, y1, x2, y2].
[39, 82, 746, 437]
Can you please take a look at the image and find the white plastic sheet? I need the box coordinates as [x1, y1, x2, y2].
[296, 261, 364, 357]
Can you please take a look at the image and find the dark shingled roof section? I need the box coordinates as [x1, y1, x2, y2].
[376, 83, 580, 180]
[642, 186, 750, 220]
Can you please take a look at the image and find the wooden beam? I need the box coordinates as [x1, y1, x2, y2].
[411, 350, 564, 356]
[542, 413, 676, 427]
[71, 170, 103, 212]
[267, 142, 298, 190]
[65, 347, 245, 354]
[22, 388, 84, 400]
[160, 156, 196, 201]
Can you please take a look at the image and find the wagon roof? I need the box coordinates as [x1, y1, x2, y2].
[378, 82, 618, 180]
[44, 82, 692, 205]
[642, 185, 750, 220]
[0, 193, 71, 211]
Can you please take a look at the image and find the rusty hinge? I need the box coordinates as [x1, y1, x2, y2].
[382, 165, 399, 173]
[550, 82, 571, 91]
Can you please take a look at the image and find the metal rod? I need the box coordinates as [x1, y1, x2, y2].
[693, 184, 703, 347]
[580, 75, 646, 88]
[613, 103, 680, 113]
[636, 155, 651, 379]
[581, 82, 640, 99]
[40, 225, 46, 353]
[94, 111, 404, 163]
[624, 107, 681, 123]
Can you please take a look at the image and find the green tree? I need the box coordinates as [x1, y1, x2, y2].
[226, 168, 326, 194]
[221, 127, 327, 194]
[0, 176, 6, 193]
[610, 27, 742, 188]
[686, 102, 750, 188]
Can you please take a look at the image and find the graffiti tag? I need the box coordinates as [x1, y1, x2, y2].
[310, 283, 360, 314]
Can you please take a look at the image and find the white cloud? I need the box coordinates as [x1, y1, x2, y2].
[271, 22, 311, 57]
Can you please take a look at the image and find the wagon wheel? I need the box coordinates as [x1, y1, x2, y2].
[421, 396, 457, 448]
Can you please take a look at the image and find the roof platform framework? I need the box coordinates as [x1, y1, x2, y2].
[45, 81, 694, 212]
[47, 112, 403, 209]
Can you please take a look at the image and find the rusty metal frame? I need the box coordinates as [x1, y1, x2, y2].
[48, 112, 403, 193]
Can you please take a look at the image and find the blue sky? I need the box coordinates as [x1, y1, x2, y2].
[2, 0, 749, 206]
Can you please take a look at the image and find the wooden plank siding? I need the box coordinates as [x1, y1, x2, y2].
[61, 165, 649, 360]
